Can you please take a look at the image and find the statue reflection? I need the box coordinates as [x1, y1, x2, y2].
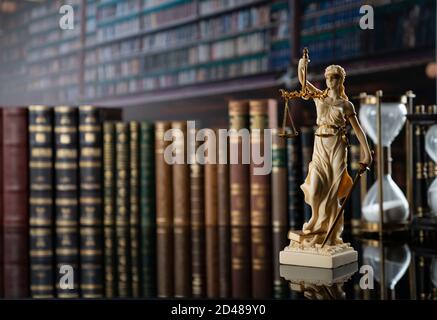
[280, 262, 357, 300]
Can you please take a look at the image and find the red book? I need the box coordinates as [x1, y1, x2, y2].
[2, 107, 29, 298]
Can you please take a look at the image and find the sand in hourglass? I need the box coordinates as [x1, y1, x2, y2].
[362, 200, 408, 223]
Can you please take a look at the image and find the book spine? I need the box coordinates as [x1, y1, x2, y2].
[172, 121, 190, 226]
[129, 121, 141, 298]
[157, 226, 174, 297]
[115, 122, 131, 297]
[229, 100, 250, 226]
[300, 126, 315, 223]
[287, 134, 302, 229]
[251, 227, 272, 298]
[271, 128, 288, 227]
[140, 122, 155, 227]
[28, 105, 54, 298]
[217, 138, 230, 226]
[191, 227, 206, 297]
[140, 123, 156, 297]
[174, 227, 191, 298]
[141, 226, 156, 297]
[103, 122, 116, 298]
[2, 108, 29, 299]
[231, 227, 251, 298]
[155, 121, 173, 226]
[205, 133, 218, 226]
[218, 227, 231, 298]
[272, 226, 289, 298]
[206, 227, 219, 298]
[190, 128, 205, 227]
[250, 100, 271, 226]
[78, 106, 103, 298]
[2, 108, 28, 227]
[54, 106, 79, 298]
[349, 129, 362, 229]
[0, 108, 2, 297]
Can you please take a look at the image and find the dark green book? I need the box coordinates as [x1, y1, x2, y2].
[103, 122, 116, 298]
[54, 106, 79, 298]
[139, 122, 155, 297]
[140, 122, 155, 227]
[28, 105, 54, 298]
[80, 227, 103, 298]
[300, 126, 314, 224]
[115, 122, 131, 297]
[140, 226, 156, 298]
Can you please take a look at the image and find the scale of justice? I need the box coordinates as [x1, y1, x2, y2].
[277, 48, 372, 272]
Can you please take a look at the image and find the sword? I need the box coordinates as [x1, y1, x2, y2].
[321, 155, 373, 248]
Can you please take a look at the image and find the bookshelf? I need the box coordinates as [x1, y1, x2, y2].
[0, 0, 435, 108]
[0, 0, 293, 106]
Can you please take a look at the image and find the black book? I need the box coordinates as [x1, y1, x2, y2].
[28, 106, 55, 298]
[300, 126, 315, 224]
[287, 134, 302, 229]
[54, 106, 79, 298]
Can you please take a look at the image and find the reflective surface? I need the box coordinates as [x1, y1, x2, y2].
[4, 225, 437, 300]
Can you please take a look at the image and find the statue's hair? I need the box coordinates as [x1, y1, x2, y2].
[323, 65, 348, 101]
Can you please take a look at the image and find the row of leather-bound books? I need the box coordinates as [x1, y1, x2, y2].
[0, 100, 363, 299]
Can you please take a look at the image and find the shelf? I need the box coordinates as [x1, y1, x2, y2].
[406, 114, 437, 124]
[82, 71, 280, 106]
[86, 0, 269, 49]
[85, 50, 268, 84]
[85, 23, 275, 67]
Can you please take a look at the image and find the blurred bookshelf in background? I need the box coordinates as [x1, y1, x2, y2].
[0, 0, 435, 125]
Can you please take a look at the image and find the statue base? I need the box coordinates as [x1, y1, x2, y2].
[279, 231, 358, 269]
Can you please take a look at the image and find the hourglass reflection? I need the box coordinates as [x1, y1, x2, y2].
[359, 94, 410, 227]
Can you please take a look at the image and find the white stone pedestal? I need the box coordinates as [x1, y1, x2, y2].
[279, 231, 358, 269]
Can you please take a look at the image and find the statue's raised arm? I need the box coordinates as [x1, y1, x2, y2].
[297, 49, 324, 98]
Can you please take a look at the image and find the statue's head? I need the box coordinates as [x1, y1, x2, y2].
[324, 65, 348, 100]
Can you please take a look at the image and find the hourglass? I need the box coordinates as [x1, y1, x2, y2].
[425, 125, 437, 216]
[359, 92, 412, 231]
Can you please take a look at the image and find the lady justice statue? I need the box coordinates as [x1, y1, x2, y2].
[279, 48, 372, 269]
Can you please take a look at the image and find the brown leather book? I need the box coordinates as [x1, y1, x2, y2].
[172, 121, 190, 226]
[191, 227, 206, 297]
[205, 130, 218, 226]
[217, 137, 230, 226]
[190, 127, 204, 227]
[157, 226, 174, 297]
[229, 100, 250, 226]
[3, 227, 29, 298]
[206, 227, 219, 297]
[251, 227, 272, 298]
[271, 128, 288, 227]
[174, 226, 191, 298]
[2, 108, 29, 298]
[218, 227, 231, 297]
[231, 227, 251, 298]
[249, 100, 272, 226]
[155, 122, 173, 226]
